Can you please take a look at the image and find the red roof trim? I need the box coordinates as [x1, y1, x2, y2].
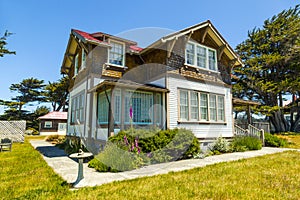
[38, 112, 68, 120]
[72, 29, 108, 45]
[129, 45, 143, 52]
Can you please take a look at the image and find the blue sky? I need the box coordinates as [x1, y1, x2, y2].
[0, 0, 299, 113]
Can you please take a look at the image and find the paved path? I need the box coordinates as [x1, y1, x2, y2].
[30, 140, 298, 188]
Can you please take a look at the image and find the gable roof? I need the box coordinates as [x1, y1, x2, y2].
[141, 20, 243, 67]
[61, 20, 243, 73]
[38, 112, 68, 120]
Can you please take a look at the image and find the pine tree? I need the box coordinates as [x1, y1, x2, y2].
[233, 5, 300, 132]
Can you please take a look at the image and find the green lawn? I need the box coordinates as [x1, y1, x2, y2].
[1, 139, 300, 199]
[277, 133, 300, 149]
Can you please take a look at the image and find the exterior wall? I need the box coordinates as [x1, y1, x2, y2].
[167, 76, 233, 138]
[67, 81, 87, 137]
[39, 119, 67, 136]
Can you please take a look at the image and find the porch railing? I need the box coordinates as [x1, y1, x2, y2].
[234, 124, 265, 146]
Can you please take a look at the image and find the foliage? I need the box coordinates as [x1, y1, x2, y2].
[233, 5, 300, 132]
[56, 136, 87, 154]
[2, 140, 300, 199]
[109, 128, 201, 164]
[26, 127, 39, 135]
[208, 136, 230, 154]
[10, 77, 46, 110]
[230, 136, 262, 151]
[44, 76, 69, 111]
[89, 142, 141, 172]
[46, 135, 66, 144]
[264, 132, 287, 147]
[0, 30, 15, 57]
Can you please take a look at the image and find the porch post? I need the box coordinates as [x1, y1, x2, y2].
[108, 88, 114, 137]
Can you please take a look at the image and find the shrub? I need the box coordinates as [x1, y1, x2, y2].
[231, 136, 262, 151]
[46, 135, 65, 144]
[264, 133, 287, 147]
[209, 136, 230, 154]
[89, 142, 142, 172]
[26, 127, 39, 135]
[56, 136, 88, 154]
[109, 128, 200, 164]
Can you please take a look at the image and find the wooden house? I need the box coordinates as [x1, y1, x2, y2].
[61, 20, 243, 151]
[38, 112, 67, 135]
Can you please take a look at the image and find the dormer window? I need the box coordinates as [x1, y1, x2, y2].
[185, 41, 217, 71]
[109, 41, 125, 66]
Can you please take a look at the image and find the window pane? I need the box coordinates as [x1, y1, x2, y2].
[190, 91, 199, 120]
[125, 90, 153, 124]
[217, 96, 225, 121]
[186, 43, 195, 65]
[82, 49, 86, 68]
[200, 93, 208, 120]
[180, 90, 189, 120]
[98, 91, 109, 124]
[113, 90, 121, 124]
[209, 94, 217, 121]
[109, 42, 124, 66]
[208, 50, 216, 70]
[74, 54, 79, 75]
[197, 46, 206, 68]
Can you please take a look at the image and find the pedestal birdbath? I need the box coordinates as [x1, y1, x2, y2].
[69, 149, 93, 187]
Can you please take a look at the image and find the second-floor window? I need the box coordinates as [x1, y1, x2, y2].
[109, 41, 124, 66]
[185, 41, 217, 71]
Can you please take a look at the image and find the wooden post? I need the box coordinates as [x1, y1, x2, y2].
[246, 105, 252, 125]
[260, 129, 265, 146]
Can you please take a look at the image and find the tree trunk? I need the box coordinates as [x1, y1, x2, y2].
[269, 110, 288, 133]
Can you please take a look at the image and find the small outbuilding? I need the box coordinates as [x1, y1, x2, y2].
[38, 112, 67, 135]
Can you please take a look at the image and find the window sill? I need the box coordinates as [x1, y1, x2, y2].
[104, 63, 128, 72]
[178, 121, 227, 125]
[184, 64, 219, 74]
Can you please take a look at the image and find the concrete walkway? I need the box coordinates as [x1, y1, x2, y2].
[30, 140, 298, 188]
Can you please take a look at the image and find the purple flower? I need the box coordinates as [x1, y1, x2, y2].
[135, 137, 139, 147]
[137, 147, 141, 154]
[124, 135, 129, 146]
[129, 105, 133, 119]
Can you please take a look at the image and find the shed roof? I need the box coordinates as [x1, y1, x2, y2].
[38, 112, 68, 120]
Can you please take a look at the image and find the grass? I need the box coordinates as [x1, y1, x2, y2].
[276, 133, 300, 149]
[1, 138, 300, 199]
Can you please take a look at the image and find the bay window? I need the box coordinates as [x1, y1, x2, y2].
[97, 89, 155, 125]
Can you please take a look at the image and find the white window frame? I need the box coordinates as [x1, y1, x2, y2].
[107, 40, 125, 67]
[44, 121, 52, 128]
[178, 89, 225, 123]
[185, 41, 218, 72]
[125, 90, 154, 125]
[74, 54, 79, 76]
[70, 92, 85, 124]
[81, 49, 86, 70]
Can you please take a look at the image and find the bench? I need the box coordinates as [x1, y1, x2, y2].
[0, 138, 12, 152]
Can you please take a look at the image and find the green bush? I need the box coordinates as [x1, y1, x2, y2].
[209, 136, 230, 154]
[109, 128, 200, 163]
[231, 136, 262, 151]
[264, 133, 287, 147]
[88, 142, 142, 172]
[56, 136, 88, 154]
